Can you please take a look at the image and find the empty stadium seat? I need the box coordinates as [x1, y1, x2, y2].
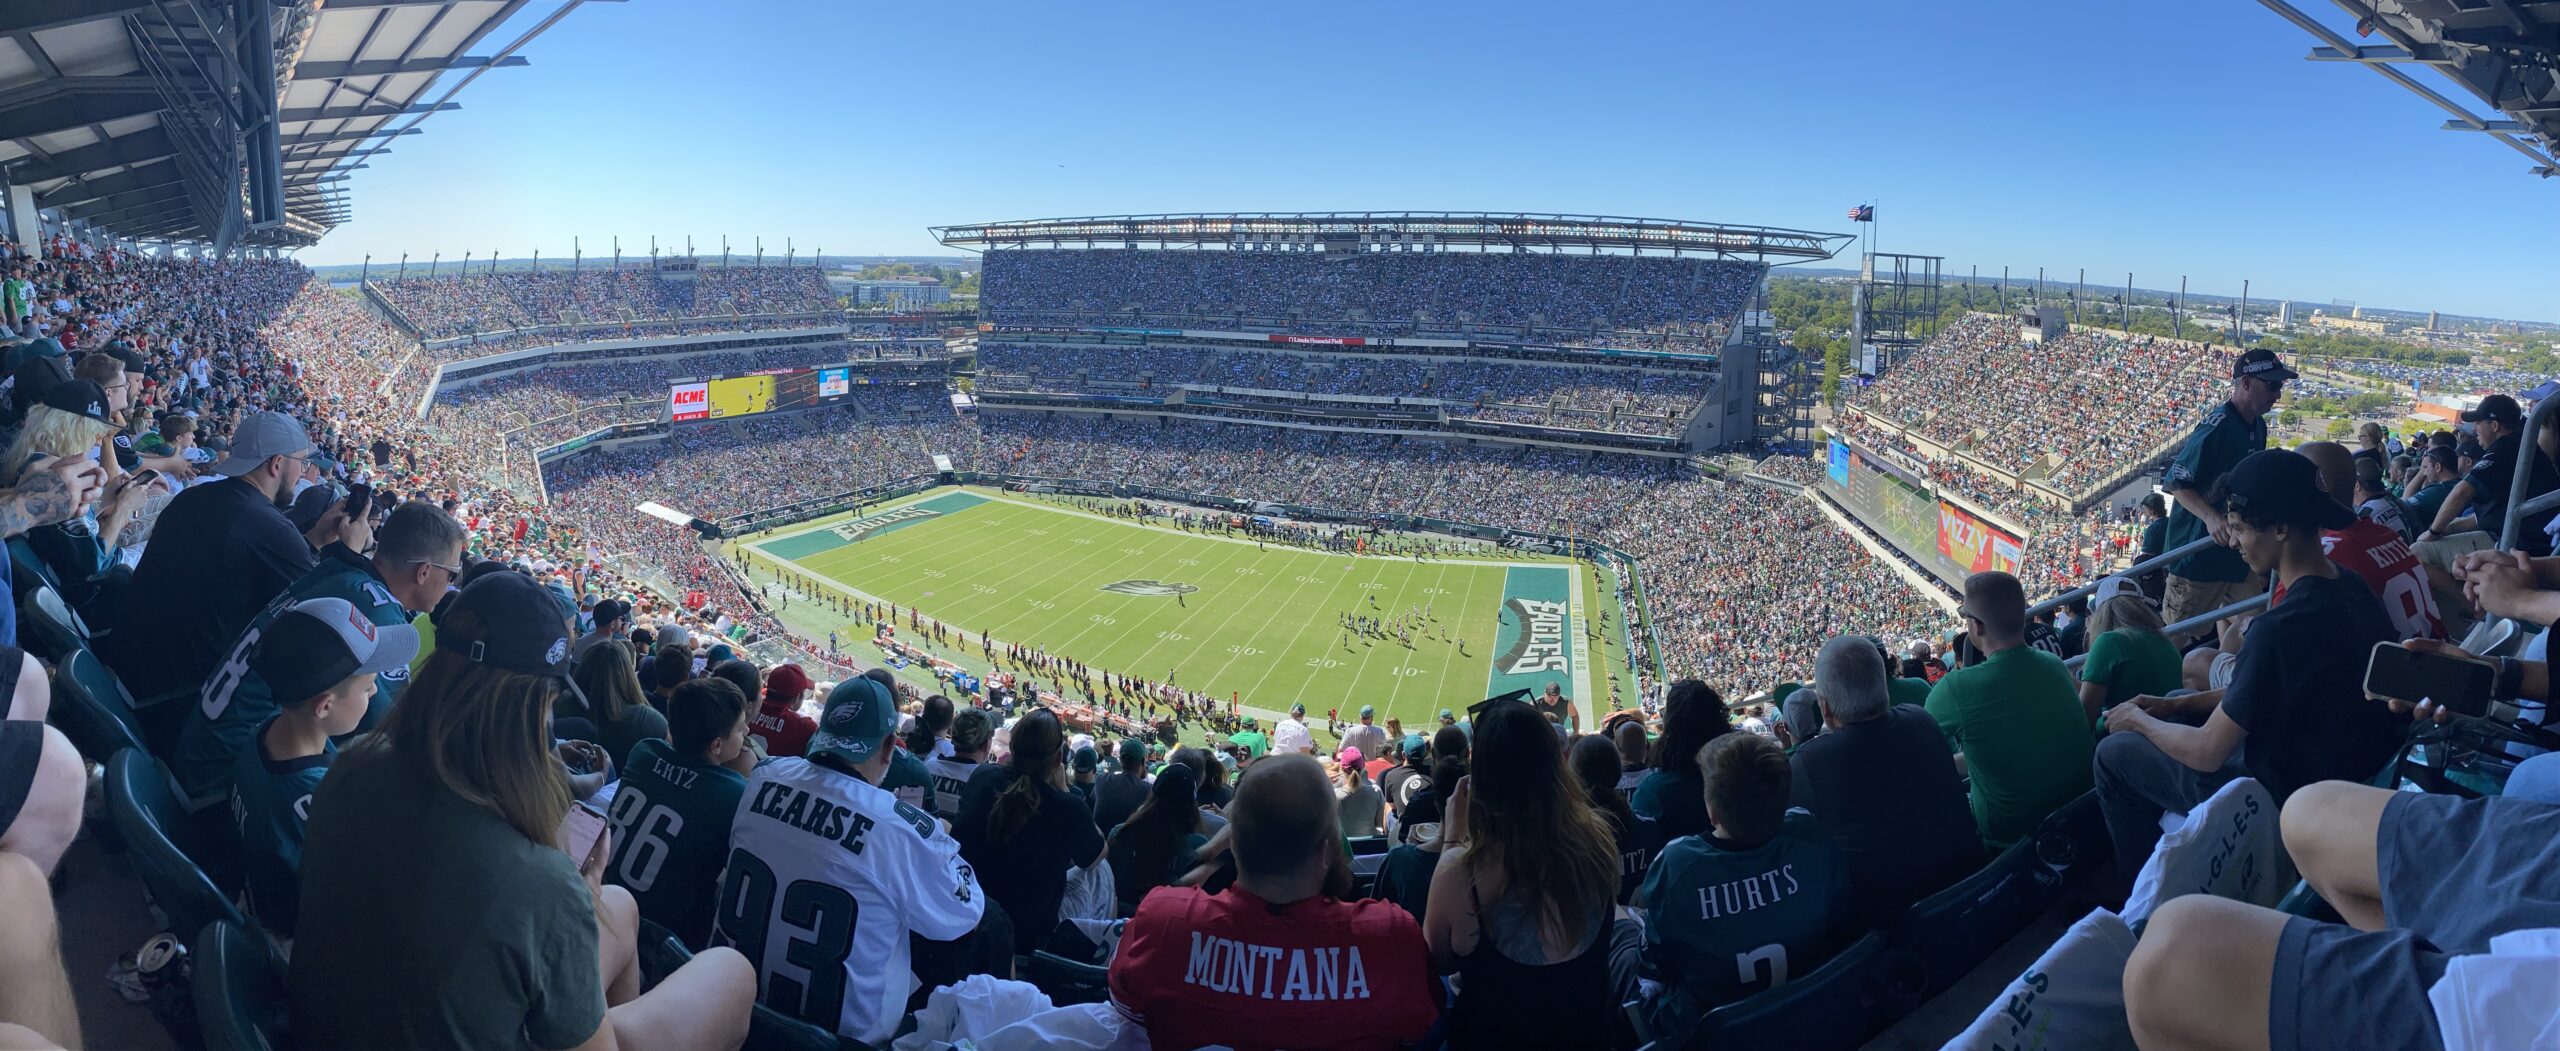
[1881, 839, 2041, 1013]
[2030, 790, 2111, 893]
[194, 919, 290, 1051]
[105, 748, 241, 948]
[635, 917, 865, 1051]
[1681, 932, 1887, 1050]
[6, 536, 59, 601]
[51, 646, 146, 763]
[18, 584, 88, 661]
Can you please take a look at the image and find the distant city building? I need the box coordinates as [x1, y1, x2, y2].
[843, 278, 950, 309]
[2427, 310, 2440, 332]
[2277, 301, 2292, 328]
[2308, 312, 2388, 335]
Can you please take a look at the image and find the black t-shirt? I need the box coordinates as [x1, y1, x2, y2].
[954, 770, 1106, 953]
[2460, 433, 2560, 555]
[1787, 705, 1983, 929]
[2221, 570, 2408, 800]
[2025, 622, 2066, 660]
[1385, 764, 1432, 815]
[1371, 844, 1442, 923]
[106, 478, 315, 702]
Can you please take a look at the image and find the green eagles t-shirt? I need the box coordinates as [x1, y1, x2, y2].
[1228, 731, 1269, 758]
[1887, 676, 1933, 710]
[1924, 646, 2096, 850]
[604, 738, 748, 949]
[173, 545, 416, 810]
[289, 745, 606, 1050]
[2162, 402, 2266, 583]
[2079, 629, 2183, 713]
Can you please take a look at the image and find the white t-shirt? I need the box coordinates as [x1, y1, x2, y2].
[720, 758, 983, 1046]
[2428, 927, 2560, 1051]
[1273, 717, 1315, 755]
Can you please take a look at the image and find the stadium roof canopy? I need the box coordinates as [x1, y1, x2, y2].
[2255, 0, 2560, 178]
[0, 0, 580, 253]
[932, 212, 1854, 262]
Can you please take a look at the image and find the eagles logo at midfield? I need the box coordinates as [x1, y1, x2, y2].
[1100, 579, 1200, 597]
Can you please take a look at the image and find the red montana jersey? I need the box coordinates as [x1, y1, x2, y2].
[1110, 886, 1436, 1051]
[2273, 520, 2444, 641]
[746, 701, 817, 758]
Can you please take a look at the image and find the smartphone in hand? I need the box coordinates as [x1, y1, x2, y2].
[557, 801, 609, 869]
[2364, 642, 2495, 719]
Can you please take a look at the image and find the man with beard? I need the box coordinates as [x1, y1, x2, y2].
[105, 411, 372, 711]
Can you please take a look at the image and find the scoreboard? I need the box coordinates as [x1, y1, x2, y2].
[667, 365, 876, 423]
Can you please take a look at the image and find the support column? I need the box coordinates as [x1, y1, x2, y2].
[4, 183, 42, 260]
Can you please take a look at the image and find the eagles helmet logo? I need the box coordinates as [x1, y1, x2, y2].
[1100, 579, 1199, 597]
[545, 638, 569, 666]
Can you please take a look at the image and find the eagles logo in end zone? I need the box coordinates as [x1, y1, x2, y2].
[1099, 579, 1199, 597]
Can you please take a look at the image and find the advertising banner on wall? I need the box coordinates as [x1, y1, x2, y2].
[1937, 500, 2026, 577]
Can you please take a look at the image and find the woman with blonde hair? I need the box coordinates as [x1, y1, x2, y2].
[1425, 700, 1624, 1046]
[2075, 589, 2182, 724]
[288, 571, 754, 1050]
[8, 380, 148, 612]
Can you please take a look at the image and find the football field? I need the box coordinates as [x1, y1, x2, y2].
[733, 488, 1618, 725]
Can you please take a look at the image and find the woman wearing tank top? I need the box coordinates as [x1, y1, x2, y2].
[1423, 702, 1623, 1048]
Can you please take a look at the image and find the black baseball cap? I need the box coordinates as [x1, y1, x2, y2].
[435, 571, 576, 681]
[2231, 348, 2298, 384]
[591, 598, 630, 628]
[2219, 449, 2355, 530]
[2461, 394, 2523, 427]
[39, 379, 110, 424]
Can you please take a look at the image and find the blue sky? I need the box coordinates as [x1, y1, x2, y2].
[299, 0, 2559, 322]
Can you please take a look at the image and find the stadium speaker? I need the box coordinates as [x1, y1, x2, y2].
[689, 517, 723, 539]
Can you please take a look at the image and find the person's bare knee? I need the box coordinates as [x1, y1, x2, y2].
[612, 945, 754, 1051]
[0, 728, 83, 876]
[2182, 647, 2220, 693]
[0, 852, 77, 1050]
[2282, 781, 2392, 927]
[596, 884, 640, 1004]
[0, 851, 58, 958]
[2126, 896, 2279, 1051]
[5, 655, 44, 723]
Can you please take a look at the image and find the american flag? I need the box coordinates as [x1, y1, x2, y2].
[1847, 204, 1875, 222]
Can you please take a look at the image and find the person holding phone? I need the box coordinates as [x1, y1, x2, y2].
[2096, 449, 2411, 885]
[290, 572, 755, 1051]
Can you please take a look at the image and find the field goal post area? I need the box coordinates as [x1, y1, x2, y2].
[725, 486, 1613, 718]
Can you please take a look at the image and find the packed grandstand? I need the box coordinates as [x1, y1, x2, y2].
[8, 203, 2559, 1051]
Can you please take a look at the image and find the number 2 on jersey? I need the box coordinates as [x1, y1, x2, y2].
[715, 848, 860, 1028]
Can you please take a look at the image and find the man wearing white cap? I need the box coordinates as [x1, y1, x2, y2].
[106, 410, 372, 709]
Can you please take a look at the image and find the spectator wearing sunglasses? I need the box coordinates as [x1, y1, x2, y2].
[171, 501, 468, 814]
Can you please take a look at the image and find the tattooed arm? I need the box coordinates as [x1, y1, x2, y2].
[0, 456, 103, 539]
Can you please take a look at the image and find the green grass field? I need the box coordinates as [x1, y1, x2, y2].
[729, 488, 1636, 728]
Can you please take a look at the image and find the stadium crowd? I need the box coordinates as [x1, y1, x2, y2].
[375, 265, 837, 338]
[1847, 312, 2234, 497]
[983, 248, 1762, 333]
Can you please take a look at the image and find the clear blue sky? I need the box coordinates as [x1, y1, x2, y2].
[297, 0, 2560, 322]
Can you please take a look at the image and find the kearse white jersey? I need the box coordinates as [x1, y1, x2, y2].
[716, 757, 983, 1045]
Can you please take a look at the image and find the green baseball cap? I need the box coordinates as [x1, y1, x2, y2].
[808, 677, 896, 766]
[1359, 705, 1375, 718]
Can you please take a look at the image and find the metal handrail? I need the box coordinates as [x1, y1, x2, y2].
[2063, 589, 2272, 672]
[2502, 393, 2560, 548]
[2026, 534, 2224, 620]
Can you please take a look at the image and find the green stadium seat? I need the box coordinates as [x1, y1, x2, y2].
[635, 917, 868, 1051]
[1881, 839, 2040, 1014]
[2030, 790, 2111, 893]
[18, 584, 87, 662]
[194, 919, 289, 1051]
[51, 646, 146, 763]
[105, 748, 241, 949]
[7, 536, 59, 601]
[1681, 932, 1886, 1050]
[1023, 948, 1111, 1005]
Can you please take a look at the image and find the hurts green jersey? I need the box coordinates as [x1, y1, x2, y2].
[604, 738, 748, 948]
[1639, 810, 1849, 1027]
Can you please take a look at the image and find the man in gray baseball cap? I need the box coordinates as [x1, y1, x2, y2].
[105, 409, 375, 715]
